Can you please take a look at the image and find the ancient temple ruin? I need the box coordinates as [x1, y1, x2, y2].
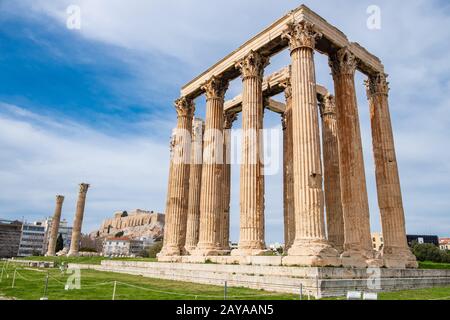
[159, 4, 417, 269]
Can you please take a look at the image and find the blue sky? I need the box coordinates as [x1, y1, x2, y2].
[0, 0, 449, 243]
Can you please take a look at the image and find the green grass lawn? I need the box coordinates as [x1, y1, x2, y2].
[0, 261, 297, 300]
[2, 259, 450, 300]
[14, 255, 157, 266]
[419, 261, 450, 270]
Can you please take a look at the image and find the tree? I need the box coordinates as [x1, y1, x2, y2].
[148, 242, 163, 258]
[55, 233, 64, 253]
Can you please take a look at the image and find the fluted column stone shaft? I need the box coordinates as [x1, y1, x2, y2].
[159, 97, 194, 257]
[319, 94, 344, 252]
[282, 21, 339, 266]
[221, 112, 237, 250]
[232, 50, 268, 256]
[184, 118, 205, 254]
[366, 73, 417, 268]
[329, 48, 375, 266]
[46, 195, 65, 256]
[195, 76, 229, 256]
[68, 183, 89, 257]
[281, 79, 295, 251]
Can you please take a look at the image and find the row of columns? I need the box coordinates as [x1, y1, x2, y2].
[160, 20, 416, 268]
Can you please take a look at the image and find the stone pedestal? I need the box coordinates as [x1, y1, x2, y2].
[232, 50, 268, 256]
[159, 98, 195, 257]
[68, 184, 89, 257]
[366, 73, 418, 268]
[46, 195, 65, 256]
[282, 21, 339, 266]
[319, 94, 344, 253]
[329, 48, 378, 267]
[184, 118, 205, 254]
[194, 76, 230, 256]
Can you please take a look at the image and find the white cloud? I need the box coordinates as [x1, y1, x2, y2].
[0, 103, 171, 233]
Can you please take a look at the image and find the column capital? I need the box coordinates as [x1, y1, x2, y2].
[329, 47, 358, 77]
[79, 183, 90, 194]
[319, 93, 336, 117]
[56, 195, 65, 203]
[365, 73, 390, 98]
[174, 97, 195, 119]
[235, 50, 269, 80]
[282, 20, 322, 52]
[201, 75, 229, 101]
[223, 112, 238, 129]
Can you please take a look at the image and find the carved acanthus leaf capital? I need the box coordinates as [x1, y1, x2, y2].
[79, 183, 90, 194]
[329, 47, 358, 77]
[174, 97, 195, 119]
[319, 93, 336, 117]
[223, 112, 238, 129]
[235, 50, 269, 80]
[201, 75, 229, 101]
[282, 20, 322, 51]
[365, 73, 390, 98]
[56, 195, 65, 203]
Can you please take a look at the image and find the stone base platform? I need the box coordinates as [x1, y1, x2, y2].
[69, 260, 450, 298]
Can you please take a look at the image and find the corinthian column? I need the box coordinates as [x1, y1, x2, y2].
[319, 94, 344, 253]
[68, 183, 89, 257]
[184, 118, 205, 254]
[281, 21, 339, 266]
[159, 97, 194, 257]
[232, 50, 268, 256]
[281, 79, 295, 251]
[46, 195, 65, 256]
[221, 112, 238, 250]
[329, 48, 378, 267]
[366, 73, 418, 268]
[194, 76, 229, 256]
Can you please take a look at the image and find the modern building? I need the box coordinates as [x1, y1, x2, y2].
[102, 237, 149, 257]
[371, 232, 384, 251]
[0, 220, 23, 258]
[42, 217, 73, 251]
[18, 222, 46, 257]
[406, 235, 439, 247]
[440, 238, 450, 251]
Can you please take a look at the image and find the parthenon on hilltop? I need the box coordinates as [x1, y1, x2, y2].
[159, 4, 418, 269]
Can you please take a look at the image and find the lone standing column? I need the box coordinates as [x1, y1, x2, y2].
[232, 50, 268, 256]
[159, 97, 195, 257]
[46, 195, 65, 256]
[366, 73, 418, 268]
[281, 79, 295, 251]
[221, 112, 238, 250]
[195, 76, 229, 256]
[68, 183, 89, 257]
[184, 118, 205, 254]
[329, 48, 378, 267]
[319, 94, 344, 253]
[282, 21, 339, 266]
